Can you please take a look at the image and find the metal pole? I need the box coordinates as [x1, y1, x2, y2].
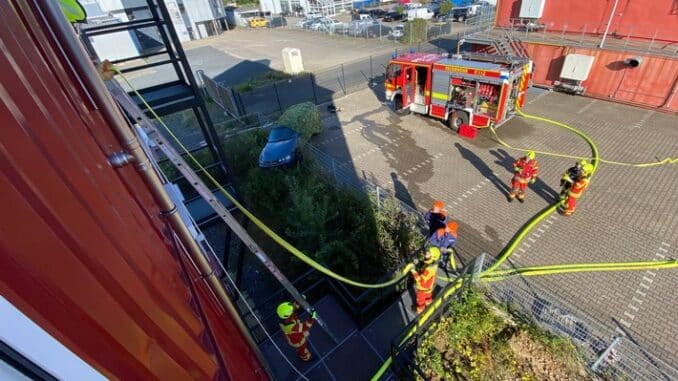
[472, 252, 486, 283]
[623, 27, 632, 50]
[273, 82, 283, 114]
[341, 63, 346, 95]
[376, 186, 380, 208]
[648, 29, 657, 52]
[599, 0, 620, 48]
[370, 55, 374, 82]
[591, 336, 622, 371]
[580, 24, 586, 44]
[332, 158, 338, 182]
[310, 74, 318, 104]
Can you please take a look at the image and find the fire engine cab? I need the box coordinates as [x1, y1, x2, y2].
[385, 52, 533, 130]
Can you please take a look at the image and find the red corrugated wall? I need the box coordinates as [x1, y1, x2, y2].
[0, 2, 267, 380]
[522, 43, 678, 110]
[496, 0, 678, 41]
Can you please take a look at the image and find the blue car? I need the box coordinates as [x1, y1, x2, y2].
[258, 126, 300, 168]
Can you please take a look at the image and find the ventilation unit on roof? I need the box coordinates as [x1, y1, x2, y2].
[519, 0, 545, 18]
[518, 0, 546, 31]
[554, 54, 595, 95]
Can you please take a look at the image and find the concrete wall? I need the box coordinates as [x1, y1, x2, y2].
[522, 42, 678, 110]
[495, 0, 678, 42]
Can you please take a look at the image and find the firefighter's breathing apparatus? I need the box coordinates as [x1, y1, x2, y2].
[111, 67, 675, 381]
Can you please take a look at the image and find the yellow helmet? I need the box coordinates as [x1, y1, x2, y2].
[526, 151, 536, 160]
[582, 164, 594, 176]
[426, 247, 440, 264]
[277, 302, 295, 319]
[578, 159, 588, 167]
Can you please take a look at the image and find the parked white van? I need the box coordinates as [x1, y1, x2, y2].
[407, 7, 433, 21]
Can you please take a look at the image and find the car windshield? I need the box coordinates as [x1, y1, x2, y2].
[268, 127, 297, 142]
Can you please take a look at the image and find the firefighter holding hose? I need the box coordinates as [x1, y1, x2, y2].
[277, 301, 317, 361]
[560, 159, 587, 199]
[559, 163, 594, 216]
[410, 247, 440, 314]
[508, 151, 539, 203]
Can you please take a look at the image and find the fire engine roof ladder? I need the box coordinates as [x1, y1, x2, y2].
[79, 0, 231, 227]
[107, 80, 339, 344]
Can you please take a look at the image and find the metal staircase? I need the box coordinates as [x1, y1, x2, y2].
[80, 0, 231, 225]
[463, 30, 530, 58]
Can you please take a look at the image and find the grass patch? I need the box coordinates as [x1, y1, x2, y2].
[414, 288, 593, 381]
[234, 70, 301, 92]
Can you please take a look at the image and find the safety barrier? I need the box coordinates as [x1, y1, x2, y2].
[390, 265, 476, 379]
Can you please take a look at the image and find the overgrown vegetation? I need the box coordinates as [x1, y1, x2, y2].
[415, 288, 593, 381]
[234, 70, 296, 92]
[276, 102, 322, 140]
[219, 105, 423, 281]
[403, 19, 428, 44]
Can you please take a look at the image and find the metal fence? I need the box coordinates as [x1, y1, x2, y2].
[496, 19, 678, 58]
[482, 269, 678, 381]
[257, 5, 496, 40]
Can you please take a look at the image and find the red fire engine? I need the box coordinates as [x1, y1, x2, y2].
[385, 52, 533, 130]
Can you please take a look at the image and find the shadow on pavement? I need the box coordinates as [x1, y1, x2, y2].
[455, 142, 511, 197]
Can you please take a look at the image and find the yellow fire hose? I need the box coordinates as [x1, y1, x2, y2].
[112, 67, 674, 379]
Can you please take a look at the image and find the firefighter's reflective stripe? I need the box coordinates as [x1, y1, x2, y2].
[412, 265, 437, 292]
[568, 178, 589, 198]
[280, 320, 310, 347]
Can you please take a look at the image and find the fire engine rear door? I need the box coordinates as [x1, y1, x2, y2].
[402, 65, 416, 107]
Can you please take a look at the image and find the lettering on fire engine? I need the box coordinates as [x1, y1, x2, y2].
[444, 66, 495, 77]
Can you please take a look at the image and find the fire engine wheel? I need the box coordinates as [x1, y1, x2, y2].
[394, 96, 409, 115]
[447, 111, 468, 132]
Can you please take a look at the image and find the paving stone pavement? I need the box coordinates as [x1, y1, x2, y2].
[311, 88, 678, 368]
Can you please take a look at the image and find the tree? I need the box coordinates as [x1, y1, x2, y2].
[402, 19, 428, 44]
[439, 0, 453, 15]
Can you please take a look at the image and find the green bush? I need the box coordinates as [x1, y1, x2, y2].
[276, 102, 322, 140]
[403, 19, 428, 44]
[439, 0, 453, 15]
[374, 196, 424, 270]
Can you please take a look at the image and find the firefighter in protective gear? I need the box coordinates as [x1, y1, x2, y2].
[427, 221, 458, 272]
[559, 159, 586, 199]
[559, 163, 593, 216]
[277, 301, 316, 361]
[424, 200, 448, 235]
[508, 151, 539, 203]
[410, 247, 440, 314]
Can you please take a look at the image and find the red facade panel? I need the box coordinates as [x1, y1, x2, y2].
[495, 0, 678, 42]
[0, 2, 266, 380]
[521, 43, 678, 110]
